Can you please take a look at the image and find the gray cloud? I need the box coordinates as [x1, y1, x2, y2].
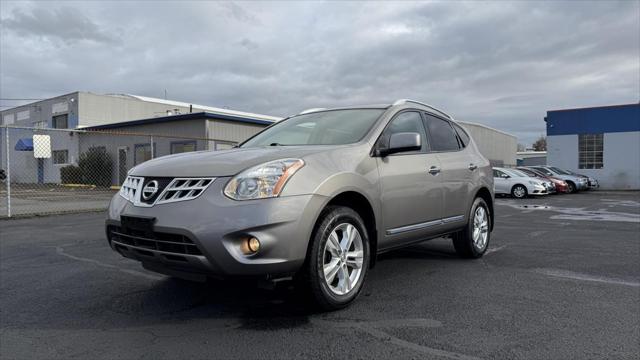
[2, 5, 119, 44]
[0, 1, 638, 146]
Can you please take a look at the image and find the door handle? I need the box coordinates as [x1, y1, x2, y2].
[428, 166, 441, 175]
[468, 163, 478, 171]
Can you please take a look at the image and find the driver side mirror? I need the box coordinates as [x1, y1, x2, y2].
[377, 132, 421, 157]
[501, 174, 510, 179]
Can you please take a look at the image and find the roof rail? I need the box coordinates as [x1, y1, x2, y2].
[392, 99, 452, 119]
[298, 108, 327, 115]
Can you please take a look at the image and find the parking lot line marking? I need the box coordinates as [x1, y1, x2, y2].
[358, 326, 483, 360]
[534, 268, 640, 287]
[314, 318, 480, 360]
[55, 246, 164, 281]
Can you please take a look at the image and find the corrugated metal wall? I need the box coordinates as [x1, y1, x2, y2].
[459, 121, 517, 167]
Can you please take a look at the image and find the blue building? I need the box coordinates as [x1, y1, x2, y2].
[545, 103, 640, 190]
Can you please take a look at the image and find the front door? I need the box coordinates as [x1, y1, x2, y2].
[376, 111, 444, 250]
[493, 169, 509, 194]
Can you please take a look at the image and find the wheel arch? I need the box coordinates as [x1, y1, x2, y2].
[474, 187, 494, 231]
[312, 190, 378, 268]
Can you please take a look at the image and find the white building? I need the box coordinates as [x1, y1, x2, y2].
[545, 103, 640, 190]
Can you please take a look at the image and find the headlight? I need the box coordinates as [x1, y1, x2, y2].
[529, 180, 539, 185]
[224, 159, 305, 200]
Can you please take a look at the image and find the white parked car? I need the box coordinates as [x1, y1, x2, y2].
[493, 167, 548, 198]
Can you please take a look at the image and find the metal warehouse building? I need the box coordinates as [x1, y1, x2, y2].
[459, 121, 517, 167]
[0, 92, 277, 185]
[81, 112, 270, 185]
[545, 103, 640, 190]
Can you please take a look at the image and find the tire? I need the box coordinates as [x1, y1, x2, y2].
[453, 197, 491, 259]
[511, 184, 528, 199]
[566, 181, 576, 193]
[298, 206, 370, 311]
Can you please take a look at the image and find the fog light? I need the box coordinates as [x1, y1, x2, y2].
[248, 237, 260, 252]
[241, 237, 261, 255]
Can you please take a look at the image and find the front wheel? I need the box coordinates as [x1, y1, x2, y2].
[511, 184, 528, 199]
[453, 197, 491, 258]
[298, 206, 369, 311]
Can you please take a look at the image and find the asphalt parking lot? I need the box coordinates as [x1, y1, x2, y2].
[1, 191, 639, 359]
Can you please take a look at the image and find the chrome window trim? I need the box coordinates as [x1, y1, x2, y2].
[386, 215, 465, 235]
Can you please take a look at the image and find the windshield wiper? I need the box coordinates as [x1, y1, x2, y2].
[269, 143, 284, 146]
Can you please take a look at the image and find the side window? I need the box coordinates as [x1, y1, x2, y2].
[452, 123, 470, 148]
[425, 115, 460, 152]
[493, 169, 501, 177]
[382, 111, 428, 152]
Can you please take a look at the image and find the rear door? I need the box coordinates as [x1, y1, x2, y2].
[424, 115, 470, 230]
[376, 111, 444, 249]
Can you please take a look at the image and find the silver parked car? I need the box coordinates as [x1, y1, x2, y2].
[493, 167, 549, 198]
[528, 166, 588, 193]
[106, 99, 495, 310]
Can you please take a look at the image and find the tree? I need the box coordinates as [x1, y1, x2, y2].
[517, 143, 526, 152]
[532, 136, 547, 151]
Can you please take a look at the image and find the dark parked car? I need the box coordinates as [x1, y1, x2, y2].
[516, 167, 569, 194]
[0, 169, 6, 181]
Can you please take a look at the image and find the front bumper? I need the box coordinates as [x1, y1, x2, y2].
[530, 184, 548, 195]
[106, 177, 328, 279]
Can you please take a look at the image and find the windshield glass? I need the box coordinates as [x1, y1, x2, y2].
[502, 168, 526, 177]
[507, 169, 529, 177]
[549, 167, 570, 175]
[241, 109, 385, 147]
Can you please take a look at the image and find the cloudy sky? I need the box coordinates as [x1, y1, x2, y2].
[1, 1, 638, 145]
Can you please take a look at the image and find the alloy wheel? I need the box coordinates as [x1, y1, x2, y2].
[513, 186, 526, 198]
[322, 223, 364, 296]
[472, 206, 489, 250]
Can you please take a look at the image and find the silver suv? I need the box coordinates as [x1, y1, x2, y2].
[106, 99, 495, 310]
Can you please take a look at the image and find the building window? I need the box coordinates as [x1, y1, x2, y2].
[33, 121, 47, 129]
[214, 141, 237, 151]
[134, 144, 154, 165]
[171, 141, 197, 154]
[578, 134, 603, 169]
[52, 114, 68, 129]
[52, 150, 69, 164]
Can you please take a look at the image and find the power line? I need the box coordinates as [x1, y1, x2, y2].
[0, 98, 45, 101]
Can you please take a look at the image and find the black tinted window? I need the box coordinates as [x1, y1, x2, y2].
[383, 111, 427, 152]
[452, 123, 470, 147]
[426, 116, 460, 151]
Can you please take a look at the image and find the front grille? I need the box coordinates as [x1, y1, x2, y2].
[155, 178, 214, 205]
[108, 226, 203, 256]
[119, 175, 215, 207]
[120, 176, 143, 202]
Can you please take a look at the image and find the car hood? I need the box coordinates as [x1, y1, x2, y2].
[129, 145, 348, 177]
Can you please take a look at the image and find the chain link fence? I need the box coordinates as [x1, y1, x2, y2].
[0, 125, 222, 218]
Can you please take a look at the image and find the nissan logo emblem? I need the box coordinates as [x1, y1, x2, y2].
[142, 180, 159, 200]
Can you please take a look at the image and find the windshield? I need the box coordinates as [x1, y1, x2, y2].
[241, 109, 385, 147]
[506, 168, 529, 177]
[502, 168, 526, 177]
[549, 166, 570, 175]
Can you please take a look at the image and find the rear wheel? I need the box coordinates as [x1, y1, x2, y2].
[453, 197, 491, 258]
[299, 206, 369, 311]
[511, 184, 527, 199]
